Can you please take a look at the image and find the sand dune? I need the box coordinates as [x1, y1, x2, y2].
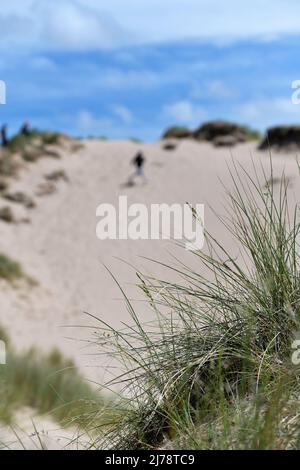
[0, 139, 299, 384]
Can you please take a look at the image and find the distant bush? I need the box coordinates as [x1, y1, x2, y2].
[40, 131, 61, 146]
[162, 122, 261, 144]
[8, 129, 61, 153]
[0, 151, 18, 177]
[21, 150, 40, 163]
[162, 126, 192, 139]
[4, 130, 63, 166]
[0, 254, 24, 282]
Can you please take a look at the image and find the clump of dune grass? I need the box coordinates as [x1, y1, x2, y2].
[0, 327, 106, 429]
[93, 159, 300, 450]
[0, 253, 36, 286]
[0, 130, 64, 183]
[172, 369, 300, 450]
[162, 126, 192, 139]
[0, 254, 25, 282]
[0, 151, 18, 177]
[1, 130, 63, 169]
[8, 129, 61, 154]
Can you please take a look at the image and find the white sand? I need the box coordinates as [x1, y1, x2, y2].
[0, 407, 91, 450]
[0, 139, 299, 386]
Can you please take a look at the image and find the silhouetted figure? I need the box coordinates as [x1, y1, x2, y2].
[132, 152, 146, 180]
[20, 121, 30, 136]
[1, 124, 8, 147]
[122, 151, 147, 188]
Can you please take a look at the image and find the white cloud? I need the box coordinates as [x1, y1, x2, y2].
[74, 109, 155, 140]
[99, 69, 159, 90]
[76, 111, 112, 136]
[235, 98, 300, 128]
[164, 100, 206, 125]
[38, 1, 132, 50]
[208, 81, 236, 99]
[29, 56, 56, 70]
[60, 0, 300, 45]
[112, 105, 133, 124]
[192, 80, 236, 99]
[0, 81, 6, 105]
[1, 0, 300, 51]
[0, 0, 132, 51]
[0, 13, 36, 47]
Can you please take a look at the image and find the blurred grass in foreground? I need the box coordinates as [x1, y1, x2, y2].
[0, 326, 108, 431]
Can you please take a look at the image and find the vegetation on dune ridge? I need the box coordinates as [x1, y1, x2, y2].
[8, 129, 63, 164]
[91, 159, 300, 450]
[0, 129, 79, 180]
[162, 121, 261, 142]
[0, 326, 108, 430]
[0, 152, 18, 178]
[162, 126, 192, 139]
[7, 129, 62, 154]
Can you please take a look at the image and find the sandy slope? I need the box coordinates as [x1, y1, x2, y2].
[0, 408, 90, 450]
[0, 139, 299, 386]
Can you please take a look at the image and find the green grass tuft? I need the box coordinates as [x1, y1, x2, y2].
[8, 129, 61, 154]
[3, 129, 63, 167]
[93, 158, 300, 450]
[0, 254, 24, 282]
[0, 152, 18, 177]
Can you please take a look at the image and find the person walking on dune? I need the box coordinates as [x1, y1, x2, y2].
[131, 151, 147, 184]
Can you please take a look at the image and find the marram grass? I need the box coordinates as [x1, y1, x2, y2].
[91, 159, 300, 450]
[0, 254, 24, 282]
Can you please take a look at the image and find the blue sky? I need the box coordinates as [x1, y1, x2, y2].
[0, 0, 300, 141]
